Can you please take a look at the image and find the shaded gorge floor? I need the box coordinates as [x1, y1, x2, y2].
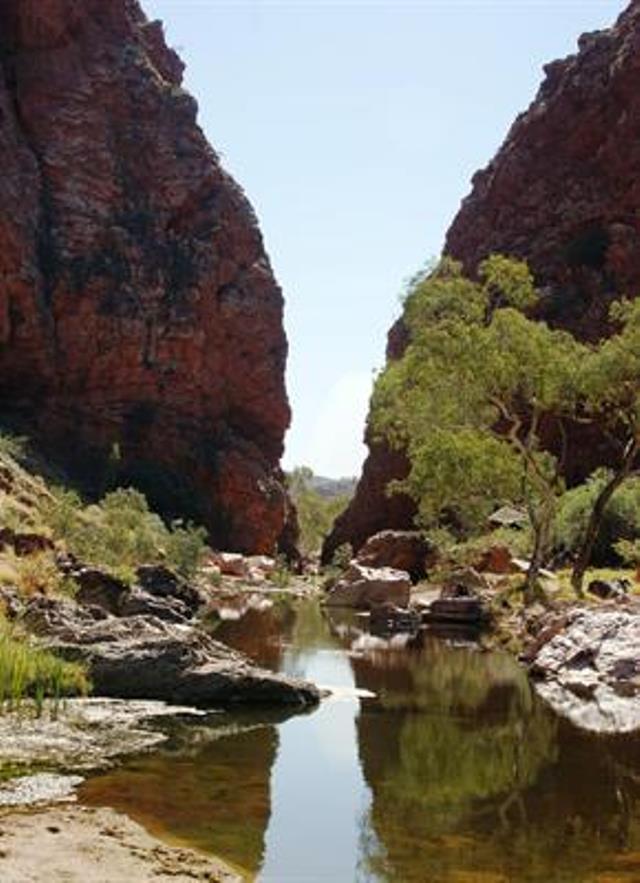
[79, 599, 640, 882]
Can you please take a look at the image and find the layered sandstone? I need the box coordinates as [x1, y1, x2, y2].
[0, 0, 293, 553]
[325, 0, 640, 557]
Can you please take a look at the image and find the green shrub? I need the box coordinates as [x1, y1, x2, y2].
[268, 554, 291, 589]
[287, 467, 352, 556]
[554, 471, 640, 565]
[164, 520, 208, 579]
[45, 486, 209, 580]
[331, 542, 353, 571]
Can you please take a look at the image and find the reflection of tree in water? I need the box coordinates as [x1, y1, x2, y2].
[280, 600, 346, 679]
[351, 636, 640, 882]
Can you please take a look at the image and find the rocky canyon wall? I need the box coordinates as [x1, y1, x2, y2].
[0, 0, 294, 553]
[324, 0, 640, 559]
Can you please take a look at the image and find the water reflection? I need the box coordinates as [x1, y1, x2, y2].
[80, 600, 640, 882]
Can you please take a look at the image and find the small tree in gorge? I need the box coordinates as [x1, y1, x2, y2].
[372, 256, 587, 600]
[569, 300, 640, 593]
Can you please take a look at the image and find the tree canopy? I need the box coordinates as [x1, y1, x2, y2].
[371, 256, 640, 594]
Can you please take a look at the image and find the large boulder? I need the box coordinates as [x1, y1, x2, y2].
[135, 565, 206, 614]
[324, 562, 411, 609]
[529, 606, 640, 733]
[22, 596, 320, 708]
[210, 552, 250, 579]
[356, 530, 436, 582]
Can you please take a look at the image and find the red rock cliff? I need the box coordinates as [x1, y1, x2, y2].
[324, 0, 640, 558]
[0, 0, 294, 553]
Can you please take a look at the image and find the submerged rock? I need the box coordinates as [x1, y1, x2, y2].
[529, 606, 640, 733]
[0, 698, 206, 771]
[324, 562, 411, 609]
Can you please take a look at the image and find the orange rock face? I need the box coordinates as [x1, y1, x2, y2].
[0, 0, 294, 553]
[325, 0, 640, 556]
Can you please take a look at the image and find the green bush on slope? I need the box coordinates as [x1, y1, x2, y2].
[45, 486, 208, 580]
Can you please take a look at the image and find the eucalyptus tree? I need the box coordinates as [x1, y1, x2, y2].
[569, 300, 640, 593]
[372, 256, 587, 598]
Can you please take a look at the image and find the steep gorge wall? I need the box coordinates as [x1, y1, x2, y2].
[325, 0, 640, 559]
[0, 0, 294, 553]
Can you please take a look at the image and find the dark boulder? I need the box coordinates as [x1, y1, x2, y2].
[23, 595, 320, 709]
[587, 578, 630, 601]
[356, 530, 437, 582]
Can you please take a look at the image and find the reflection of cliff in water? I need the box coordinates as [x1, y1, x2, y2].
[349, 630, 640, 882]
[212, 596, 297, 669]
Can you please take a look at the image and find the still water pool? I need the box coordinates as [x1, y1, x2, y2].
[80, 600, 640, 882]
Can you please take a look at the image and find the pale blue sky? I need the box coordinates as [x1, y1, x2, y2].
[143, 0, 626, 478]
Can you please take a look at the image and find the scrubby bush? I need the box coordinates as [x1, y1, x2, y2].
[554, 471, 640, 566]
[46, 486, 208, 579]
[164, 520, 209, 578]
[331, 542, 353, 570]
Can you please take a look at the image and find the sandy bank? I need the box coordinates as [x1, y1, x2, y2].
[0, 804, 242, 882]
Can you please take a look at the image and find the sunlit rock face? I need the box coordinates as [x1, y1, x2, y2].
[325, 0, 640, 556]
[0, 0, 293, 553]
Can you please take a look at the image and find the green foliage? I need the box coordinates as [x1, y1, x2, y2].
[396, 429, 522, 531]
[373, 255, 640, 592]
[164, 520, 208, 578]
[479, 252, 538, 312]
[0, 432, 27, 462]
[555, 470, 640, 564]
[268, 554, 292, 589]
[331, 542, 353, 570]
[45, 486, 208, 579]
[287, 467, 352, 556]
[581, 298, 640, 422]
[372, 256, 583, 545]
[614, 538, 640, 567]
[0, 620, 90, 714]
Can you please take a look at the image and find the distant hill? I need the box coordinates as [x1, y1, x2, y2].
[308, 476, 357, 499]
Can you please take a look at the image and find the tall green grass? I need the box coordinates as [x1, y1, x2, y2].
[0, 622, 90, 715]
